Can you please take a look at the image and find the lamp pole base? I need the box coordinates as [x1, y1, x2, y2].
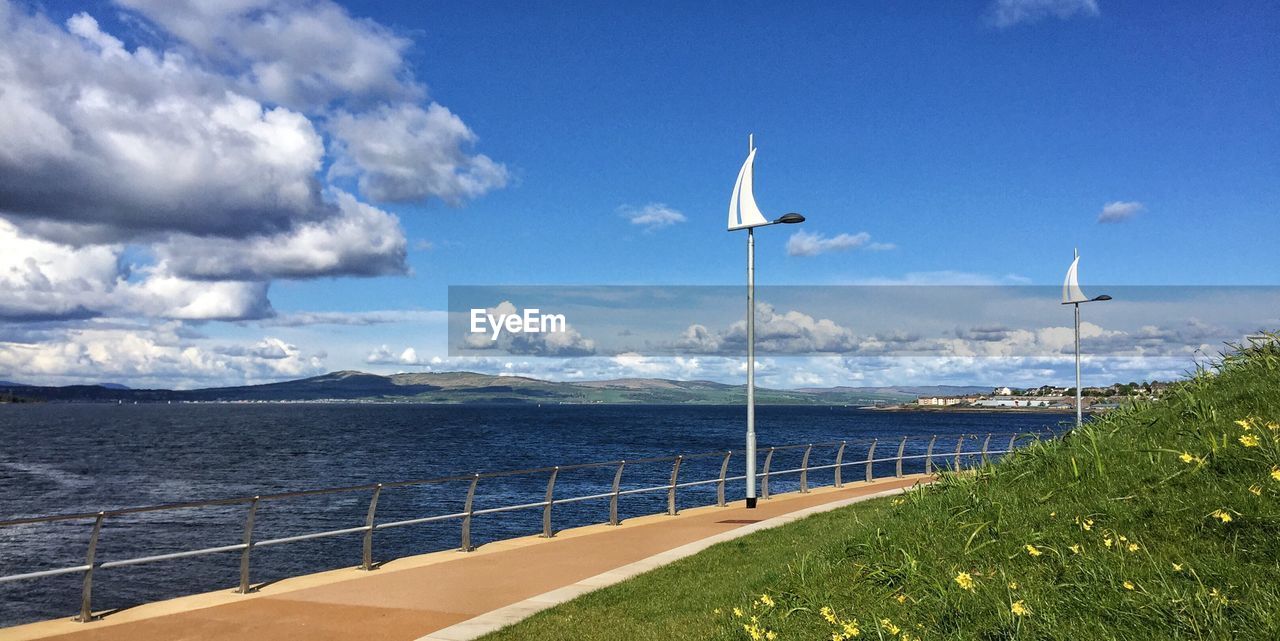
[745, 497, 757, 509]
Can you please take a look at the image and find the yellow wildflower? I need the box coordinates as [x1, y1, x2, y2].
[766, 632, 777, 641]
[1239, 434, 1260, 447]
[1008, 581, 1019, 589]
[1069, 544, 1082, 554]
[1235, 418, 1254, 430]
[820, 606, 838, 624]
[1049, 511, 1056, 517]
[1172, 563, 1183, 572]
[733, 607, 744, 618]
[831, 634, 843, 641]
[880, 618, 901, 635]
[759, 594, 775, 608]
[842, 620, 861, 637]
[895, 593, 907, 604]
[1127, 542, 1140, 553]
[1076, 516, 1094, 531]
[1104, 537, 1114, 548]
[1267, 421, 1279, 432]
[1118, 535, 1127, 542]
[1211, 509, 1233, 523]
[1025, 544, 1042, 557]
[1123, 581, 1135, 591]
[1249, 484, 1262, 496]
[713, 608, 722, 615]
[1272, 467, 1280, 482]
[1011, 600, 1030, 616]
[1179, 452, 1195, 463]
[954, 571, 976, 591]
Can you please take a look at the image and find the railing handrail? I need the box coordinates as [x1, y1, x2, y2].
[0, 429, 1051, 624]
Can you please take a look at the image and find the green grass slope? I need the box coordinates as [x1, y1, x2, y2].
[483, 339, 1280, 640]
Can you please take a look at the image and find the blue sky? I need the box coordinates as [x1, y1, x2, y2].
[1, 0, 1276, 388]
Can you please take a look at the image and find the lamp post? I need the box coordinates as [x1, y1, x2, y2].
[728, 134, 804, 508]
[1061, 248, 1111, 428]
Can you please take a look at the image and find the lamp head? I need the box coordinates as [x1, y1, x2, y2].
[774, 213, 805, 225]
[1092, 295, 1112, 302]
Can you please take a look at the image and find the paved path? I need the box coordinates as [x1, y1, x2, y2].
[3, 476, 928, 641]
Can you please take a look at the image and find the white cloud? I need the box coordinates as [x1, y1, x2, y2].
[460, 301, 597, 356]
[0, 8, 330, 242]
[988, 0, 1100, 28]
[155, 190, 406, 280]
[0, 219, 272, 322]
[676, 303, 858, 354]
[620, 203, 687, 231]
[114, 0, 419, 110]
[0, 322, 324, 388]
[1097, 200, 1145, 224]
[787, 230, 889, 256]
[328, 104, 509, 204]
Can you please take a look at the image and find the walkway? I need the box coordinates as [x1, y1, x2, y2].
[2, 475, 929, 641]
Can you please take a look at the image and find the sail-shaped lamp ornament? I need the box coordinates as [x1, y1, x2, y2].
[727, 134, 804, 509]
[1061, 248, 1111, 428]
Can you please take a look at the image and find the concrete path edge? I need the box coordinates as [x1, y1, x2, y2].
[415, 484, 917, 641]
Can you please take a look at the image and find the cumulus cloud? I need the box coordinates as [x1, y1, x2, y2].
[155, 190, 406, 280]
[786, 230, 889, 256]
[0, 219, 273, 322]
[328, 104, 509, 204]
[620, 203, 687, 231]
[0, 8, 329, 242]
[460, 301, 597, 357]
[676, 303, 859, 355]
[114, 0, 419, 110]
[0, 0, 509, 390]
[1097, 200, 1145, 224]
[0, 322, 324, 388]
[987, 0, 1100, 28]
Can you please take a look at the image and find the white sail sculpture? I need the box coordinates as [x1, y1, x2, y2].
[1062, 248, 1089, 304]
[727, 137, 770, 230]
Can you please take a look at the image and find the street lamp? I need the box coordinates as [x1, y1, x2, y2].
[1061, 248, 1110, 428]
[728, 134, 804, 508]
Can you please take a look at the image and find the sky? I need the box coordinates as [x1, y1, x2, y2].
[0, 0, 1276, 389]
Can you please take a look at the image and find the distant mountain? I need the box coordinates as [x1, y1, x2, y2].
[0, 380, 26, 387]
[98, 383, 131, 390]
[0, 370, 922, 405]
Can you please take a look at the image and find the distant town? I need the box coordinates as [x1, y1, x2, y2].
[902, 380, 1173, 411]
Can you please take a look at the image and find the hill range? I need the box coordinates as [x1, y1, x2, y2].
[0, 371, 990, 406]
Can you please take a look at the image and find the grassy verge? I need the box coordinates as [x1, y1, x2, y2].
[482, 338, 1280, 640]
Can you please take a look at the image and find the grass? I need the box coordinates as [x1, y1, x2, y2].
[481, 337, 1280, 640]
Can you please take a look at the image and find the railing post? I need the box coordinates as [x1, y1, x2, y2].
[761, 448, 775, 500]
[460, 474, 479, 551]
[237, 498, 259, 594]
[895, 436, 907, 477]
[953, 435, 965, 472]
[865, 439, 878, 483]
[716, 452, 731, 507]
[981, 433, 992, 467]
[541, 467, 559, 537]
[361, 485, 382, 571]
[833, 441, 846, 488]
[75, 512, 104, 622]
[667, 456, 683, 515]
[609, 461, 625, 525]
[924, 435, 937, 475]
[799, 444, 813, 493]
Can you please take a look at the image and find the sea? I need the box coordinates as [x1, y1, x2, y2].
[0, 403, 1069, 626]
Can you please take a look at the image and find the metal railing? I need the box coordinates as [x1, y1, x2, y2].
[0, 431, 1045, 623]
